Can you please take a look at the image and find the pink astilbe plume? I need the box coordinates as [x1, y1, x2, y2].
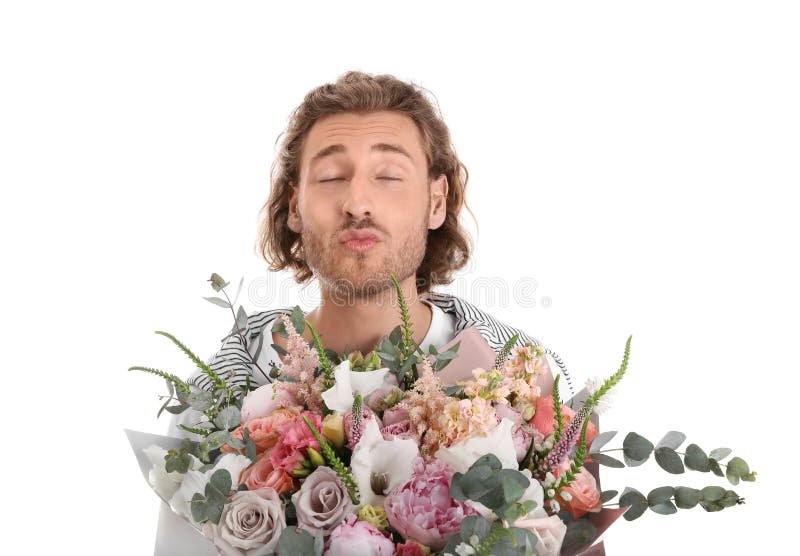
[273, 314, 325, 413]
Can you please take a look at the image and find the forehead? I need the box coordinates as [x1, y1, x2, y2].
[300, 110, 428, 168]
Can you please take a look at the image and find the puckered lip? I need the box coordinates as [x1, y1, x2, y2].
[339, 229, 381, 243]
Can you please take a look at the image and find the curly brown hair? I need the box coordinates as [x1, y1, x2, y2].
[256, 70, 475, 294]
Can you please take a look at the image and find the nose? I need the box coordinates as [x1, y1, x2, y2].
[341, 171, 374, 221]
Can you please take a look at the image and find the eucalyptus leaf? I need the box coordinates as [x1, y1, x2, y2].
[647, 486, 675, 505]
[278, 526, 323, 556]
[205, 430, 231, 450]
[588, 431, 618, 453]
[562, 518, 598, 549]
[591, 453, 625, 468]
[187, 391, 214, 412]
[601, 490, 619, 504]
[206, 498, 224, 524]
[623, 432, 654, 466]
[235, 305, 248, 333]
[655, 447, 685, 474]
[620, 487, 648, 521]
[684, 444, 711, 472]
[709, 458, 724, 477]
[203, 296, 231, 309]
[656, 431, 687, 451]
[649, 501, 678, 515]
[675, 487, 701, 509]
[288, 306, 305, 334]
[165, 403, 190, 415]
[190, 493, 208, 523]
[271, 343, 289, 357]
[701, 486, 726, 502]
[726, 457, 750, 486]
[709, 448, 732, 462]
[206, 469, 232, 503]
[214, 406, 241, 430]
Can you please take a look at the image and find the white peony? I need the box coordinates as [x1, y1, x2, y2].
[142, 444, 203, 502]
[321, 359, 395, 413]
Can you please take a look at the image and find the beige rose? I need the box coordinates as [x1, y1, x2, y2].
[202, 488, 286, 556]
[291, 466, 354, 536]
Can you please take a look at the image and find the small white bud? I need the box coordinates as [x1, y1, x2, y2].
[561, 491, 573, 502]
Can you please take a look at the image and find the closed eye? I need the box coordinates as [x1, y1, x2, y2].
[378, 177, 401, 181]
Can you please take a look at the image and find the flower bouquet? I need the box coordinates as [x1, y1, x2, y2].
[127, 274, 756, 555]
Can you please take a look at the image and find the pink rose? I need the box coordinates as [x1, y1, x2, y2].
[223, 408, 301, 455]
[239, 450, 295, 494]
[530, 396, 598, 447]
[381, 420, 416, 442]
[512, 514, 566, 556]
[394, 540, 431, 555]
[555, 461, 602, 519]
[269, 411, 323, 473]
[326, 515, 395, 556]
[384, 457, 478, 550]
[382, 407, 409, 427]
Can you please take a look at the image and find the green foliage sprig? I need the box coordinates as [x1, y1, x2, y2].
[493, 333, 519, 371]
[553, 416, 591, 495]
[128, 365, 190, 394]
[390, 274, 415, 361]
[305, 320, 334, 390]
[302, 415, 360, 505]
[552, 374, 565, 444]
[584, 334, 632, 410]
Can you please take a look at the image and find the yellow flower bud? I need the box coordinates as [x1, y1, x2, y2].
[322, 412, 345, 448]
[357, 504, 389, 530]
[307, 447, 326, 468]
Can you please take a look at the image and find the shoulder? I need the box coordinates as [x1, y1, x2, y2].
[424, 291, 542, 351]
[424, 291, 576, 398]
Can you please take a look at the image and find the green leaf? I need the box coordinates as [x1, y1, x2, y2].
[203, 296, 231, 309]
[620, 487, 648, 521]
[235, 305, 248, 332]
[709, 458, 724, 477]
[674, 487, 701, 509]
[208, 273, 229, 291]
[591, 453, 625, 468]
[654, 447, 685, 474]
[206, 498, 224, 524]
[562, 518, 598, 549]
[601, 490, 618, 504]
[684, 444, 711, 472]
[205, 430, 231, 450]
[186, 391, 214, 412]
[726, 457, 750, 486]
[647, 486, 675, 505]
[701, 486, 726, 502]
[623, 432, 654, 465]
[164, 402, 190, 415]
[649, 501, 678, 515]
[588, 431, 617, 453]
[214, 406, 241, 430]
[290, 306, 306, 335]
[709, 448, 732, 462]
[232, 276, 245, 306]
[190, 493, 208, 523]
[206, 469, 232, 503]
[656, 431, 686, 451]
[278, 526, 324, 556]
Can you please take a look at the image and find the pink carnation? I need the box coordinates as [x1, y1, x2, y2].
[384, 457, 478, 550]
[269, 411, 323, 473]
[326, 515, 395, 556]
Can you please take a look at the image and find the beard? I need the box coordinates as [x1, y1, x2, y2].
[301, 212, 429, 306]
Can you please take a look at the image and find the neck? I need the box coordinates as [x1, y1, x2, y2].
[305, 275, 433, 356]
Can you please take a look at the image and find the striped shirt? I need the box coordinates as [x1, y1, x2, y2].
[184, 290, 574, 400]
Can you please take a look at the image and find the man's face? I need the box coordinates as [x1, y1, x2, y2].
[287, 110, 448, 302]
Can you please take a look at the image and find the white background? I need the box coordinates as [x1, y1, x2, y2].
[1, 1, 796, 554]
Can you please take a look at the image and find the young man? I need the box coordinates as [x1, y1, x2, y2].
[156, 71, 573, 555]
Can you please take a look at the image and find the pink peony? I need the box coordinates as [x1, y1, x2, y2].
[269, 411, 323, 473]
[384, 457, 478, 550]
[326, 515, 395, 556]
[394, 540, 431, 555]
[239, 450, 295, 494]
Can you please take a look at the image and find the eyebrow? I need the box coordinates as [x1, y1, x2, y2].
[309, 142, 414, 164]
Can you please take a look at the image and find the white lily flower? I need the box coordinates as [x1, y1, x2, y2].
[169, 452, 251, 524]
[142, 444, 203, 502]
[321, 359, 394, 413]
[350, 418, 419, 508]
[434, 418, 518, 474]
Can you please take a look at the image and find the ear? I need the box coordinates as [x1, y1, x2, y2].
[286, 182, 303, 233]
[428, 173, 448, 230]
